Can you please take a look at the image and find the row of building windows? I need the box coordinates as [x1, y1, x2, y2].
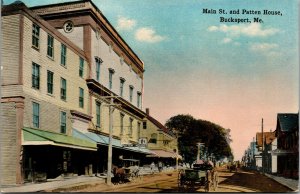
[32, 62, 85, 108]
[32, 102, 67, 134]
[32, 23, 85, 79]
[95, 101, 141, 138]
[96, 57, 142, 108]
[33, 23, 140, 110]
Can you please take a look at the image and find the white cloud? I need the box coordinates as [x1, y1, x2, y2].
[250, 43, 278, 52]
[135, 27, 166, 43]
[208, 26, 218, 32]
[249, 42, 281, 57]
[117, 16, 136, 31]
[208, 23, 279, 37]
[222, 38, 232, 44]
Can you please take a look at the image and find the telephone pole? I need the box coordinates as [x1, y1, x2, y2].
[261, 118, 264, 174]
[197, 143, 204, 160]
[103, 96, 121, 185]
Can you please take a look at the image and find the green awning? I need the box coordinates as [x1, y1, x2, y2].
[22, 127, 97, 151]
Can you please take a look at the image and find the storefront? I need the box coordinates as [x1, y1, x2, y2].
[73, 129, 153, 173]
[22, 128, 97, 182]
[146, 149, 182, 167]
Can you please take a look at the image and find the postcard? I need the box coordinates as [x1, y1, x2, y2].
[0, 0, 298, 192]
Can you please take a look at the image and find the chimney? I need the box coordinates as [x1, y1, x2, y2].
[146, 108, 150, 115]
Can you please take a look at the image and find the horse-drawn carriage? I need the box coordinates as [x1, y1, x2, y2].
[178, 160, 219, 192]
[227, 161, 238, 172]
[112, 158, 141, 184]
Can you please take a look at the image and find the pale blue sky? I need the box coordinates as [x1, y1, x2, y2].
[4, 0, 299, 160]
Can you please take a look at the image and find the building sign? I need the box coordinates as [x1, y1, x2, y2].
[122, 138, 148, 148]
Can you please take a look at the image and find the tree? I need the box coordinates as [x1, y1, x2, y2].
[165, 114, 233, 165]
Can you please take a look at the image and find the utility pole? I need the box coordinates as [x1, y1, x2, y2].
[103, 96, 122, 185]
[197, 143, 204, 161]
[106, 97, 114, 185]
[197, 143, 201, 160]
[176, 145, 178, 171]
[261, 118, 264, 174]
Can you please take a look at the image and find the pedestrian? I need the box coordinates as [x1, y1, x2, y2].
[158, 161, 163, 172]
[150, 162, 155, 174]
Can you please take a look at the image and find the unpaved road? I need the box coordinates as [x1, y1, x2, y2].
[49, 167, 293, 192]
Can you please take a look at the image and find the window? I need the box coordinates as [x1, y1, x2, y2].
[32, 23, 40, 48]
[60, 78, 67, 100]
[32, 102, 40, 128]
[61, 44, 67, 66]
[95, 57, 102, 81]
[137, 92, 141, 108]
[129, 86, 134, 102]
[143, 121, 147, 129]
[120, 78, 125, 97]
[120, 113, 124, 135]
[149, 133, 157, 144]
[47, 34, 54, 58]
[47, 70, 54, 94]
[109, 68, 115, 90]
[63, 21, 74, 33]
[60, 111, 67, 134]
[129, 118, 133, 137]
[79, 87, 84, 108]
[79, 57, 84, 77]
[96, 102, 101, 127]
[32, 62, 40, 89]
[137, 122, 141, 139]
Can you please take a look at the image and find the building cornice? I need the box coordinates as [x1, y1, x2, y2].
[2, 2, 87, 61]
[30, 0, 145, 74]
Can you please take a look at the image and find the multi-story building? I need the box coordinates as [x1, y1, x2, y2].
[140, 109, 180, 167]
[274, 113, 298, 179]
[1, 0, 152, 185]
[256, 131, 276, 174]
[243, 140, 259, 170]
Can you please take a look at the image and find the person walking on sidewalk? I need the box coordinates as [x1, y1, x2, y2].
[158, 161, 163, 172]
[150, 162, 155, 174]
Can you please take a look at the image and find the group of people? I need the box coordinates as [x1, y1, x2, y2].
[150, 161, 163, 173]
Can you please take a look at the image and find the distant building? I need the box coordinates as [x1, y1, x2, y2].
[273, 113, 299, 179]
[256, 131, 276, 174]
[140, 108, 181, 166]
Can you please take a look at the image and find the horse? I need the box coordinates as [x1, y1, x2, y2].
[112, 165, 126, 184]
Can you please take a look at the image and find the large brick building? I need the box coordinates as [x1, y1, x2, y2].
[1, 0, 157, 185]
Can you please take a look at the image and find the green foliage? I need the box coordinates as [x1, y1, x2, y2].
[165, 114, 233, 164]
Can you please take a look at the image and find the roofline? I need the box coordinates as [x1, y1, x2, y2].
[2, 2, 87, 60]
[146, 115, 175, 137]
[30, 0, 145, 71]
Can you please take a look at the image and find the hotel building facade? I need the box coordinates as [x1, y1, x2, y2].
[1, 0, 153, 185]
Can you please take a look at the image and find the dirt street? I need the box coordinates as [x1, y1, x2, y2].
[48, 167, 293, 192]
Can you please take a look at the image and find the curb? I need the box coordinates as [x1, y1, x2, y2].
[264, 173, 299, 191]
